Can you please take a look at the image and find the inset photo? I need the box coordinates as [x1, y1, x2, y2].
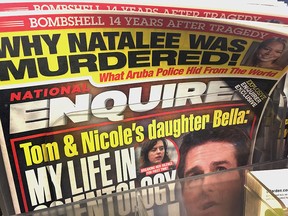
[135, 138, 179, 178]
[241, 37, 288, 70]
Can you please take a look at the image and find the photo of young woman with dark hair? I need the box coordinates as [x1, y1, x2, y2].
[137, 138, 177, 178]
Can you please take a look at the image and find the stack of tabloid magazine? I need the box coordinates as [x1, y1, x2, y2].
[0, 0, 287, 215]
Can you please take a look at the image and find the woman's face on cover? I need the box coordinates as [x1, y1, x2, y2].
[148, 140, 165, 165]
[257, 41, 284, 63]
[182, 141, 243, 216]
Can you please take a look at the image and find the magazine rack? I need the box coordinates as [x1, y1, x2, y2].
[0, 4, 288, 215]
[10, 159, 288, 216]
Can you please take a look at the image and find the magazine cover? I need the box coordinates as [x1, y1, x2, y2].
[0, 10, 287, 215]
[0, 0, 288, 24]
